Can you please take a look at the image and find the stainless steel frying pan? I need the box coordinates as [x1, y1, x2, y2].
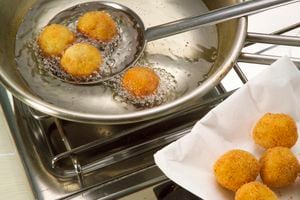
[0, 0, 248, 124]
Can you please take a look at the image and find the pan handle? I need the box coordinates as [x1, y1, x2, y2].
[238, 30, 300, 67]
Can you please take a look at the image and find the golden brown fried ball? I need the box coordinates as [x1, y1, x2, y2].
[61, 43, 102, 77]
[213, 149, 260, 192]
[77, 11, 117, 42]
[38, 24, 75, 56]
[122, 66, 160, 97]
[253, 113, 298, 149]
[260, 147, 299, 188]
[235, 182, 278, 200]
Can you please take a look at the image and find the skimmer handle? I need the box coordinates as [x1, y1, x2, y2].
[145, 0, 299, 42]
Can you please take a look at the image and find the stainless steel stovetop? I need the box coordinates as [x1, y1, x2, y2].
[2, 3, 300, 200]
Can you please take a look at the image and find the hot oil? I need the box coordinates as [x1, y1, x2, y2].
[19, 2, 179, 108]
[15, 0, 218, 113]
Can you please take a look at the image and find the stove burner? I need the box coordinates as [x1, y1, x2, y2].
[154, 181, 202, 200]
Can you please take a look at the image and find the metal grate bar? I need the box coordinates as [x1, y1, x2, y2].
[54, 119, 84, 187]
[233, 63, 248, 83]
[80, 128, 190, 174]
[216, 83, 227, 94]
[51, 90, 233, 168]
[244, 22, 300, 47]
[246, 32, 300, 46]
[238, 53, 300, 67]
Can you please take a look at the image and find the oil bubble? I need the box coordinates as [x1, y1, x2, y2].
[104, 66, 177, 108]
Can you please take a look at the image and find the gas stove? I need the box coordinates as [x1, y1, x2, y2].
[2, 2, 300, 200]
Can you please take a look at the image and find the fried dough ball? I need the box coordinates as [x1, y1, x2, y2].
[61, 43, 102, 77]
[260, 147, 299, 188]
[38, 24, 75, 56]
[235, 182, 278, 200]
[122, 66, 160, 97]
[253, 113, 298, 149]
[77, 11, 117, 42]
[213, 150, 260, 191]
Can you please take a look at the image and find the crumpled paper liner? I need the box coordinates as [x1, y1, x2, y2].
[154, 57, 300, 200]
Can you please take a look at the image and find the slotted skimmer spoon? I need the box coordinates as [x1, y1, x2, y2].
[54, 0, 300, 84]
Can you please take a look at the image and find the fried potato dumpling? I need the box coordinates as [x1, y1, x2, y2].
[38, 24, 75, 56]
[213, 149, 260, 191]
[77, 11, 117, 42]
[260, 147, 299, 188]
[61, 43, 102, 77]
[253, 113, 298, 149]
[235, 182, 278, 200]
[122, 66, 160, 97]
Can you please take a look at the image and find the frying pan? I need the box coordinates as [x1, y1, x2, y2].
[0, 0, 250, 124]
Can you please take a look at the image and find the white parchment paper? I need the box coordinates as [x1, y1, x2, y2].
[154, 57, 300, 200]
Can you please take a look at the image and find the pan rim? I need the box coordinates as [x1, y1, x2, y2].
[0, 16, 247, 124]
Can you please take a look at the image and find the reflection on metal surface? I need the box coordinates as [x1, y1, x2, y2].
[5, 19, 300, 195]
[1, 83, 227, 199]
[247, 32, 300, 46]
[0, 0, 246, 124]
[2, 1, 300, 200]
[238, 53, 300, 67]
[240, 22, 300, 67]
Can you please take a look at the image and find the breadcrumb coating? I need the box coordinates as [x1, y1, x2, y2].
[38, 24, 75, 56]
[61, 43, 102, 77]
[122, 66, 160, 97]
[253, 113, 298, 149]
[260, 147, 299, 188]
[213, 149, 260, 191]
[235, 182, 278, 200]
[77, 11, 117, 42]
